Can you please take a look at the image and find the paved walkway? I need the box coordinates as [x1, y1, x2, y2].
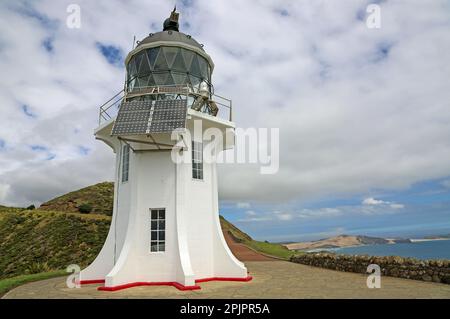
[3, 261, 450, 299]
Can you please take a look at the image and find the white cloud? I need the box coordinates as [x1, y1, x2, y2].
[237, 202, 251, 209]
[237, 216, 271, 223]
[363, 197, 404, 210]
[363, 197, 386, 206]
[276, 213, 294, 221]
[1, 0, 449, 209]
[245, 210, 257, 216]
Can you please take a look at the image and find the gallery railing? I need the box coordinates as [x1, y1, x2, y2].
[98, 84, 233, 125]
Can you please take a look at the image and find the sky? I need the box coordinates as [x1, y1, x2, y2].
[0, 0, 449, 242]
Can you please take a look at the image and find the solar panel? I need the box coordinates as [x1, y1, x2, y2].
[120, 100, 153, 112]
[148, 99, 187, 133]
[112, 122, 149, 135]
[111, 99, 187, 136]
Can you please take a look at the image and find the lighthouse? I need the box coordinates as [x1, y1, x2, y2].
[80, 9, 251, 291]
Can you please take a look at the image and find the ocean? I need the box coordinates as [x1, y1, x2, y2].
[331, 239, 450, 260]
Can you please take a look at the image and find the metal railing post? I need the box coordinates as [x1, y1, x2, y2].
[230, 100, 233, 122]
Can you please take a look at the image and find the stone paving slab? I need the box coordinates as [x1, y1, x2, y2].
[3, 261, 450, 299]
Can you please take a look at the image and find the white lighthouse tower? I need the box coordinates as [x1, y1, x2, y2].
[80, 9, 250, 291]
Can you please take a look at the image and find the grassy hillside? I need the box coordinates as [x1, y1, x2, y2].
[220, 216, 294, 260]
[39, 182, 114, 215]
[0, 208, 110, 280]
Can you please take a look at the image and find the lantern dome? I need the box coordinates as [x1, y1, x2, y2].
[125, 8, 213, 95]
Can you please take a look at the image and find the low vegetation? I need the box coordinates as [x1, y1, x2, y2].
[0, 208, 110, 280]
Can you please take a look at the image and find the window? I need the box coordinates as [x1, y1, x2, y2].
[121, 145, 130, 183]
[192, 141, 203, 180]
[150, 209, 165, 252]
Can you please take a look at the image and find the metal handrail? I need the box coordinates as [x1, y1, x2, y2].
[98, 84, 233, 125]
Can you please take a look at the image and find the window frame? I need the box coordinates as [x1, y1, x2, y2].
[150, 208, 166, 253]
[192, 141, 203, 180]
[121, 144, 130, 183]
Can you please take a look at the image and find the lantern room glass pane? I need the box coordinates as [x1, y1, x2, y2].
[189, 55, 202, 78]
[189, 75, 201, 87]
[137, 76, 148, 88]
[165, 73, 175, 86]
[147, 48, 159, 70]
[171, 51, 186, 72]
[147, 74, 156, 87]
[172, 73, 187, 85]
[139, 54, 151, 76]
[154, 49, 168, 70]
[163, 47, 179, 69]
[128, 78, 136, 91]
[181, 49, 195, 70]
[134, 52, 144, 73]
[153, 72, 169, 85]
[198, 56, 207, 79]
[128, 59, 137, 78]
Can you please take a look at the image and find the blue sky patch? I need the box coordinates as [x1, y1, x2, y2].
[96, 42, 124, 66]
[179, 0, 194, 8]
[22, 105, 37, 118]
[276, 8, 289, 17]
[30, 145, 48, 152]
[372, 42, 394, 63]
[78, 146, 91, 156]
[10, 3, 59, 30]
[42, 37, 54, 53]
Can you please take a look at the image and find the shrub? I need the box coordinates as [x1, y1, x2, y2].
[78, 203, 93, 214]
[26, 262, 51, 274]
[26, 205, 35, 210]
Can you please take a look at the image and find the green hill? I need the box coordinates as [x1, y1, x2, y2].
[219, 215, 252, 242]
[39, 182, 114, 215]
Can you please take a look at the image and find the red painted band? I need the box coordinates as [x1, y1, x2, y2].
[88, 276, 252, 292]
[97, 281, 201, 291]
[79, 279, 105, 285]
[195, 276, 253, 283]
